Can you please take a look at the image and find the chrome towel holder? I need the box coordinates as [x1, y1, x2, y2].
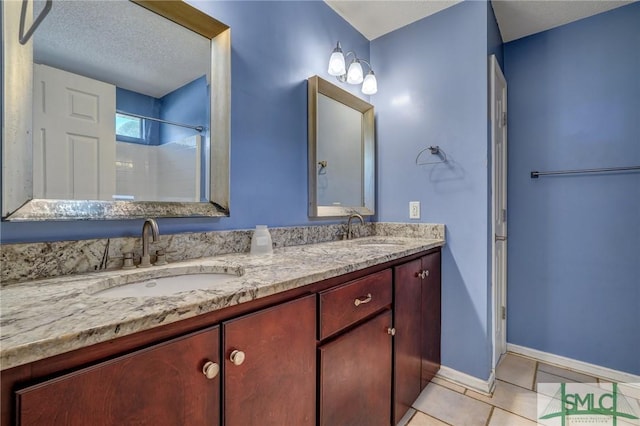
[416, 146, 448, 166]
[531, 165, 640, 178]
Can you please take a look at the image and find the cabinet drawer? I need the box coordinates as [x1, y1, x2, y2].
[319, 269, 392, 339]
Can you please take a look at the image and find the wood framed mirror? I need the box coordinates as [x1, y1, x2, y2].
[307, 75, 375, 218]
[1, 0, 230, 221]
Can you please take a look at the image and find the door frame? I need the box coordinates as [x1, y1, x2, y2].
[490, 54, 508, 369]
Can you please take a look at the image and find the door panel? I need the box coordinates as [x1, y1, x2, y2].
[421, 252, 442, 387]
[69, 134, 100, 199]
[319, 310, 392, 426]
[223, 295, 316, 426]
[33, 64, 116, 200]
[16, 327, 220, 426]
[394, 259, 423, 424]
[491, 55, 508, 365]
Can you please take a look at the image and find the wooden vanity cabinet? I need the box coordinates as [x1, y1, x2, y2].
[4, 247, 441, 426]
[222, 295, 316, 426]
[13, 296, 317, 426]
[318, 269, 394, 426]
[393, 252, 442, 424]
[16, 327, 221, 426]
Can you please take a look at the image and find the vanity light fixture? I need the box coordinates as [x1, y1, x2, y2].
[327, 41, 377, 95]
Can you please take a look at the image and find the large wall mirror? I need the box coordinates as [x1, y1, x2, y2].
[308, 76, 374, 217]
[1, 0, 230, 220]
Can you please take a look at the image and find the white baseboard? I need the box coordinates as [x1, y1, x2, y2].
[436, 366, 496, 395]
[434, 347, 639, 398]
[507, 343, 640, 384]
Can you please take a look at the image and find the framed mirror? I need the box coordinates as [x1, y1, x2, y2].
[1, 0, 230, 221]
[307, 75, 374, 217]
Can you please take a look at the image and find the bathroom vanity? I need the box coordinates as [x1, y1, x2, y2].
[0, 238, 442, 425]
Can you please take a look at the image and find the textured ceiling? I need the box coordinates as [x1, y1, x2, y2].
[33, 0, 637, 96]
[324, 0, 636, 42]
[492, 0, 636, 42]
[34, 1, 210, 99]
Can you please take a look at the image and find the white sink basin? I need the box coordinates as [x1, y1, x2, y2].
[353, 239, 408, 248]
[89, 266, 243, 298]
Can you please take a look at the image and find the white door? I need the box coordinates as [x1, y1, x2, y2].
[33, 64, 116, 200]
[491, 55, 508, 367]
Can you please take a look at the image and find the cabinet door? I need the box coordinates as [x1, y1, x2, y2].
[319, 310, 392, 426]
[16, 327, 220, 426]
[421, 251, 442, 387]
[393, 258, 423, 425]
[223, 295, 316, 426]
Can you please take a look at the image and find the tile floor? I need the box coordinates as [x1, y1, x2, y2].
[400, 353, 640, 426]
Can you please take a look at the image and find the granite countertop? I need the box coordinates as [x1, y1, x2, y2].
[0, 236, 444, 371]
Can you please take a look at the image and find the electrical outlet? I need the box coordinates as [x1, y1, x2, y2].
[409, 201, 420, 219]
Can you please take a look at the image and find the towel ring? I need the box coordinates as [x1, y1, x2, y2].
[416, 146, 448, 165]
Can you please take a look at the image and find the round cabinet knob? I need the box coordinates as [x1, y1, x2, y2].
[387, 327, 396, 336]
[416, 270, 429, 279]
[230, 349, 246, 366]
[202, 361, 219, 379]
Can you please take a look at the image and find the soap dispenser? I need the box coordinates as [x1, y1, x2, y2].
[250, 225, 273, 255]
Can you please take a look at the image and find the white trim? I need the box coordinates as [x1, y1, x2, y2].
[507, 344, 640, 384]
[436, 366, 496, 395]
[489, 53, 508, 369]
[490, 54, 498, 370]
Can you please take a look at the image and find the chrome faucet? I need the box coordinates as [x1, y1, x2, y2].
[346, 213, 365, 240]
[139, 218, 159, 268]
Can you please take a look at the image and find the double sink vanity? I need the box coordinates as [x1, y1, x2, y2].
[0, 232, 444, 426]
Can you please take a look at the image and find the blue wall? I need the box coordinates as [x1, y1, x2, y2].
[160, 75, 209, 144]
[504, 3, 640, 374]
[116, 77, 208, 146]
[0, 1, 370, 243]
[372, 1, 493, 380]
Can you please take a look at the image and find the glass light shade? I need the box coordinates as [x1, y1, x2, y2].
[346, 60, 363, 84]
[328, 51, 346, 76]
[362, 71, 377, 95]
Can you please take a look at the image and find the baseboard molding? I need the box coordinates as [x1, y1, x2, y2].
[436, 366, 496, 395]
[507, 343, 640, 384]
